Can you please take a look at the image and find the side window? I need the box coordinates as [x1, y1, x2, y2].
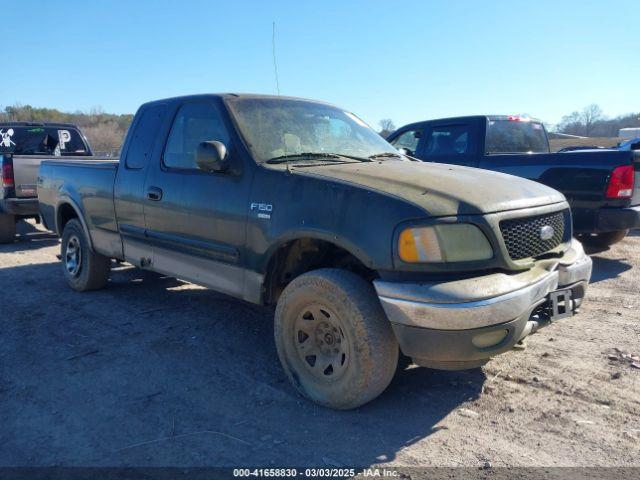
[0, 127, 89, 156]
[391, 129, 421, 154]
[424, 125, 473, 156]
[163, 102, 230, 170]
[125, 104, 168, 169]
[51, 128, 88, 155]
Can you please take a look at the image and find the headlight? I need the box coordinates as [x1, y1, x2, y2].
[398, 224, 493, 263]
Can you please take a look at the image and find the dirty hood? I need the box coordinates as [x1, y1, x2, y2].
[294, 160, 565, 217]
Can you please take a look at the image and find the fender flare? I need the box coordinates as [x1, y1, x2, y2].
[55, 196, 95, 251]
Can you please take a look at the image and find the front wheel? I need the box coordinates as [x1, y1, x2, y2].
[579, 229, 629, 248]
[274, 268, 398, 410]
[0, 214, 16, 244]
[61, 219, 111, 291]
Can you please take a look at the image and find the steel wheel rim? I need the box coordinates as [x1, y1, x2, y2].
[65, 235, 82, 277]
[293, 304, 350, 382]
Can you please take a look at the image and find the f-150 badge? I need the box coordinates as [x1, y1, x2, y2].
[250, 202, 273, 219]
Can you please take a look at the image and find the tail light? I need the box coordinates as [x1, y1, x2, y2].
[605, 165, 635, 199]
[1, 157, 14, 188]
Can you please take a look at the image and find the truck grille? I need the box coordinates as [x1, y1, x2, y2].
[500, 209, 570, 260]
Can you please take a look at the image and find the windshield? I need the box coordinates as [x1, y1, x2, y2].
[226, 98, 398, 162]
[485, 120, 549, 154]
[0, 126, 90, 156]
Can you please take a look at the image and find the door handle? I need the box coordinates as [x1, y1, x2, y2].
[147, 186, 163, 201]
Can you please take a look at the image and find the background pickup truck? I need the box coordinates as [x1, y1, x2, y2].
[388, 116, 640, 247]
[39, 94, 591, 409]
[0, 122, 92, 243]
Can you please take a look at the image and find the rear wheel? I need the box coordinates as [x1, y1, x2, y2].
[274, 268, 398, 410]
[0, 214, 16, 244]
[580, 229, 629, 248]
[61, 219, 111, 291]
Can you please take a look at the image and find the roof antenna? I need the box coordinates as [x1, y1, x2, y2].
[272, 21, 281, 96]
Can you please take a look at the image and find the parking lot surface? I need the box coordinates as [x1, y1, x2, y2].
[1, 221, 639, 468]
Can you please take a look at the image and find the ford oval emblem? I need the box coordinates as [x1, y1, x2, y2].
[540, 225, 555, 241]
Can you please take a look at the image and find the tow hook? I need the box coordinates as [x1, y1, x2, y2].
[514, 321, 538, 349]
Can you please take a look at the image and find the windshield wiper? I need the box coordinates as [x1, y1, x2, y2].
[266, 152, 343, 164]
[368, 152, 403, 160]
[266, 152, 372, 164]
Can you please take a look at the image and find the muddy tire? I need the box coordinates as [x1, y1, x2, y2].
[61, 219, 110, 291]
[0, 214, 16, 244]
[274, 268, 398, 410]
[580, 230, 629, 248]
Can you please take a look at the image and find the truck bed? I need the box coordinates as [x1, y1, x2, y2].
[38, 158, 123, 258]
[480, 149, 640, 233]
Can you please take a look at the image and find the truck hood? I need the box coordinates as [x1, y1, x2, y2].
[293, 160, 565, 217]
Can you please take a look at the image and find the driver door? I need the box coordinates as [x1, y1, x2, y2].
[143, 99, 252, 298]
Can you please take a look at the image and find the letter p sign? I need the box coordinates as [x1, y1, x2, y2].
[58, 130, 71, 151]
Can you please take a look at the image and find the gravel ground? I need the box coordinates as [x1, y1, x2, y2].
[0, 221, 638, 468]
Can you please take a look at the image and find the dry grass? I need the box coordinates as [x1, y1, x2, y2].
[549, 137, 620, 152]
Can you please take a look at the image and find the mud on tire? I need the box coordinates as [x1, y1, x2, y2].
[274, 268, 398, 410]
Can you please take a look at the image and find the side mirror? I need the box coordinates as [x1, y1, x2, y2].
[397, 147, 413, 156]
[196, 141, 229, 172]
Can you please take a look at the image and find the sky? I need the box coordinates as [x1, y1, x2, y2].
[2, 0, 638, 129]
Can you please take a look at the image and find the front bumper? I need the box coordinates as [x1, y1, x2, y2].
[596, 205, 640, 232]
[374, 239, 592, 370]
[0, 198, 39, 216]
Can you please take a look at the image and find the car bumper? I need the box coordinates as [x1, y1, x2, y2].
[596, 205, 640, 232]
[0, 198, 39, 216]
[374, 239, 592, 370]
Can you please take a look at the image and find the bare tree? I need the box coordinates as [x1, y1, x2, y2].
[581, 104, 603, 136]
[378, 119, 396, 138]
[557, 104, 606, 136]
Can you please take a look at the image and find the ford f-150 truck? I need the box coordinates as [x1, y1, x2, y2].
[0, 122, 92, 242]
[388, 116, 640, 248]
[38, 95, 592, 409]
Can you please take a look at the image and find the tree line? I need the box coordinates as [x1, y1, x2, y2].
[556, 104, 640, 137]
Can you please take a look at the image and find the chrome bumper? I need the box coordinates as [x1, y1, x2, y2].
[374, 239, 592, 331]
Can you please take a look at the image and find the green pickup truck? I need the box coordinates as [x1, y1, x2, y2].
[37, 94, 592, 409]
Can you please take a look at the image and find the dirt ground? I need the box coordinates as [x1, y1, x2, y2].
[0, 221, 638, 469]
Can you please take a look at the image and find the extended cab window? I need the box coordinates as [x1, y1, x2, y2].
[163, 102, 230, 170]
[485, 120, 549, 154]
[391, 129, 421, 155]
[424, 125, 472, 156]
[125, 104, 167, 169]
